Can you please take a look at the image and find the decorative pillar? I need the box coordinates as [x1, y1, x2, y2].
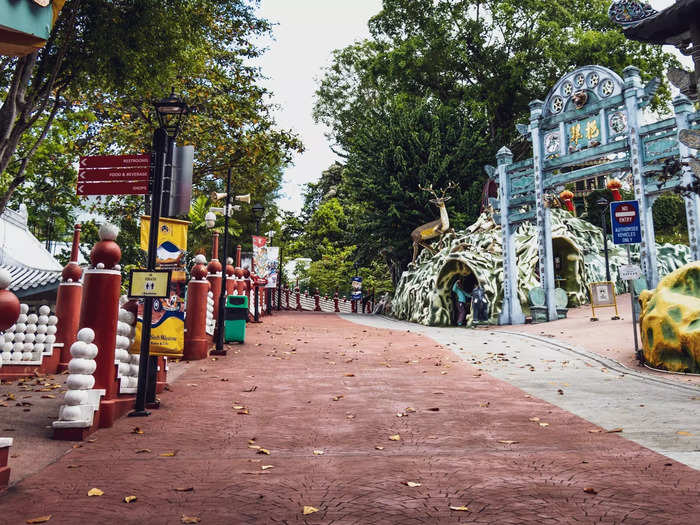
[624, 65, 659, 288]
[207, 233, 223, 329]
[56, 224, 83, 372]
[184, 254, 210, 361]
[673, 95, 700, 262]
[497, 146, 526, 325]
[0, 269, 20, 334]
[225, 257, 236, 295]
[78, 224, 122, 428]
[285, 286, 290, 309]
[529, 100, 557, 320]
[314, 289, 321, 311]
[334, 288, 340, 312]
[52, 328, 104, 440]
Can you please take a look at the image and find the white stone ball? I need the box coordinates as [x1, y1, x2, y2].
[0, 268, 11, 289]
[38, 315, 49, 325]
[118, 362, 130, 376]
[61, 405, 83, 421]
[23, 342, 33, 352]
[1, 350, 11, 362]
[46, 325, 57, 335]
[36, 325, 47, 334]
[69, 341, 88, 358]
[116, 335, 130, 349]
[10, 350, 22, 362]
[2, 342, 12, 352]
[6, 324, 16, 333]
[121, 311, 136, 325]
[27, 313, 38, 324]
[114, 264, 121, 271]
[99, 222, 119, 241]
[39, 305, 50, 315]
[64, 390, 87, 406]
[115, 348, 129, 362]
[194, 254, 207, 264]
[31, 349, 42, 360]
[15, 322, 26, 333]
[34, 333, 46, 343]
[77, 327, 95, 343]
[68, 358, 96, 375]
[33, 343, 44, 353]
[24, 333, 35, 343]
[14, 332, 25, 343]
[117, 323, 130, 337]
[129, 364, 139, 376]
[20, 304, 29, 315]
[3, 332, 14, 342]
[45, 334, 55, 345]
[12, 342, 23, 352]
[83, 342, 97, 359]
[130, 354, 140, 364]
[22, 351, 33, 360]
[96, 262, 105, 269]
[26, 323, 37, 334]
[17, 314, 27, 324]
[48, 315, 58, 326]
[66, 374, 95, 390]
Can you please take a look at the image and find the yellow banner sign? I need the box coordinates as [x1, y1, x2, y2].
[140, 216, 189, 267]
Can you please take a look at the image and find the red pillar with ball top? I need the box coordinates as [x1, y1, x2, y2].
[55, 224, 84, 373]
[184, 255, 210, 360]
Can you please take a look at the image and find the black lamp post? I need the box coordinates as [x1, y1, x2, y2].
[212, 168, 233, 356]
[251, 203, 264, 322]
[597, 197, 612, 282]
[131, 89, 188, 418]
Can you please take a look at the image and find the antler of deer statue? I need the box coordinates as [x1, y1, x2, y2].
[410, 182, 457, 263]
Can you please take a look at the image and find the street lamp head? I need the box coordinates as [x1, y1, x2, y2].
[154, 88, 188, 138]
[252, 203, 265, 219]
[205, 211, 216, 229]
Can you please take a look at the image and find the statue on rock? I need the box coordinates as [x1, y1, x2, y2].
[411, 182, 457, 263]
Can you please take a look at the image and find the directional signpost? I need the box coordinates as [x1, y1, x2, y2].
[77, 155, 151, 196]
[609, 200, 643, 362]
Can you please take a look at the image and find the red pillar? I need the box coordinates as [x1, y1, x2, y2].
[314, 289, 321, 311]
[207, 233, 223, 325]
[334, 288, 340, 313]
[225, 258, 236, 295]
[285, 287, 290, 309]
[295, 281, 302, 311]
[184, 256, 210, 360]
[55, 224, 83, 373]
[78, 224, 122, 428]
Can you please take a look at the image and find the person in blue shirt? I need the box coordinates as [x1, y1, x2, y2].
[452, 279, 471, 326]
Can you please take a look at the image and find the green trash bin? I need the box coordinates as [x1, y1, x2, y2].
[224, 295, 248, 343]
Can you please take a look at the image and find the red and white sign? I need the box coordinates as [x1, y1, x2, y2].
[79, 154, 150, 169]
[78, 167, 150, 182]
[76, 181, 150, 196]
[613, 203, 636, 225]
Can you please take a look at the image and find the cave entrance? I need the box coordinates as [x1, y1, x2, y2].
[436, 260, 480, 326]
[551, 237, 582, 299]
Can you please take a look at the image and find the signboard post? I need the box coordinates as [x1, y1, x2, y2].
[610, 200, 643, 362]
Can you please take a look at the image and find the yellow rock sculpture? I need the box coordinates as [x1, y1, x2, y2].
[639, 261, 700, 372]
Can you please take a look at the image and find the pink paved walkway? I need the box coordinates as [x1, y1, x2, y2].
[2, 312, 700, 524]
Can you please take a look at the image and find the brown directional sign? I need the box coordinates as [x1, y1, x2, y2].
[78, 167, 150, 182]
[79, 154, 150, 169]
[76, 181, 150, 196]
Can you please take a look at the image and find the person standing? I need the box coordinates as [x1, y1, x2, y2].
[452, 279, 471, 326]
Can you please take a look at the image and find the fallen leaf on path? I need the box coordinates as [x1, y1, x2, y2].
[135, 449, 151, 454]
[159, 451, 177, 457]
[498, 440, 519, 445]
[405, 481, 422, 487]
[389, 434, 401, 441]
[261, 465, 274, 470]
[606, 428, 623, 433]
[344, 373, 355, 377]
[557, 389, 564, 395]
[539, 423, 549, 428]
[233, 405, 245, 410]
[313, 450, 324, 455]
[123, 495, 137, 503]
[449, 505, 469, 511]
[583, 487, 598, 494]
[25, 516, 52, 524]
[237, 409, 249, 415]
[257, 448, 271, 455]
[87, 488, 104, 497]
[67, 465, 81, 469]
[131, 427, 144, 434]
[302, 506, 319, 515]
[181, 516, 201, 524]
[405, 407, 416, 413]
[677, 431, 693, 436]
[346, 414, 355, 419]
[375, 446, 384, 450]
[588, 429, 602, 433]
[426, 407, 440, 412]
[529, 417, 540, 422]
[41, 395, 56, 399]
[332, 395, 343, 401]
[174, 487, 194, 492]
[248, 445, 261, 450]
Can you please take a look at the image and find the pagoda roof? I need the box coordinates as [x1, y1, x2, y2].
[624, 0, 700, 45]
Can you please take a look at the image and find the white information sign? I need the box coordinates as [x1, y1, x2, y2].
[619, 264, 642, 281]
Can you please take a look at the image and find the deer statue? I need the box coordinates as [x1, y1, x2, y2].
[410, 182, 456, 263]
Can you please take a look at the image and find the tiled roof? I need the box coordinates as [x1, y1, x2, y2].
[0, 264, 61, 296]
[624, 0, 700, 44]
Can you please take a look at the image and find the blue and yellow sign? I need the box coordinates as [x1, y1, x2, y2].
[566, 116, 601, 152]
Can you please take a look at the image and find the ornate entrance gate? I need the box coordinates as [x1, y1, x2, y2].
[495, 65, 700, 324]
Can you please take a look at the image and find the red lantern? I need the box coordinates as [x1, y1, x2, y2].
[559, 190, 575, 213]
[607, 179, 622, 201]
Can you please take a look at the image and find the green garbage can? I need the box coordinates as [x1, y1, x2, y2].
[224, 295, 248, 343]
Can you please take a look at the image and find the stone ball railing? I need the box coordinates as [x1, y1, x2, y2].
[115, 297, 138, 394]
[0, 304, 58, 365]
[206, 290, 215, 336]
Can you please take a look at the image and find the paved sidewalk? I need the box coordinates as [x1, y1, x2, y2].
[2, 312, 700, 524]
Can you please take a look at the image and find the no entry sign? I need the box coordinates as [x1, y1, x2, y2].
[610, 200, 642, 245]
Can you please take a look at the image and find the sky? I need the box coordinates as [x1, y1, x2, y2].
[253, 0, 383, 215]
[254, 0, 691, 215]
